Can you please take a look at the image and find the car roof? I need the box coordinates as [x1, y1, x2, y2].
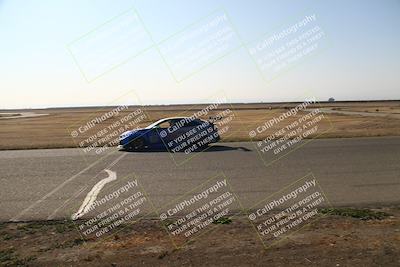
[155, 117, 194, 122]
[145, 117, 201, 129]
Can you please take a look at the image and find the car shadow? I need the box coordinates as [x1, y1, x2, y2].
[121, 145, 251, 153]
[203, 145, 252, 152]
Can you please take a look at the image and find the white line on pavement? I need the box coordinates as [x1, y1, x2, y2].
[71, 169, 117, 220]
[46, 153, 128, 220]
[12, 153, 127, 222]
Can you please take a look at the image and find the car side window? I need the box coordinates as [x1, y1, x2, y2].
[155, 121, 171, 128]
[182, 119, 202, 127]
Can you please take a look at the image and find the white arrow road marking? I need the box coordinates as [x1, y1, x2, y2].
[46, 153, 127, 220]
[71, 169, 117, 220]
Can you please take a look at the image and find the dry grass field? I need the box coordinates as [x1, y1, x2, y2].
[0, 101, 399, 150]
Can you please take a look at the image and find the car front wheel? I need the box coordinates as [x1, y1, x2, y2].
[126, 138, 145, 151]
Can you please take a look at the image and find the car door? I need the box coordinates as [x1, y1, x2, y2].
[153, 120, 175, 150]
[164, 119, 188, 151]
[178, 119, 205, 149]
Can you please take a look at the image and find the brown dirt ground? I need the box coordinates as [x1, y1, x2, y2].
[0, 101, 399, 150]
[0, 206, 399, 266]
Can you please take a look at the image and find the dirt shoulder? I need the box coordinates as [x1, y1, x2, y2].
[1, 206, 399, 266]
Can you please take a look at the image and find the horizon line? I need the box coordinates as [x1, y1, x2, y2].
[1, 98, 399, 111]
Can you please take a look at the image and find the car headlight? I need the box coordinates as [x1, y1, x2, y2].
[119, 133, 130, 140]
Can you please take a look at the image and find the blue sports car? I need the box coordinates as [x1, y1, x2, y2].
[119, 117, 220, 152]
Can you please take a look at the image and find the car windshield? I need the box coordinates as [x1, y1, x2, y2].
[145, 119, 180, 129]
[145, 118, 193, 129]
[145, 119, 167, 129]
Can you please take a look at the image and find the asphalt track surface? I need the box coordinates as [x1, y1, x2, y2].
[0, 137, 399, 222]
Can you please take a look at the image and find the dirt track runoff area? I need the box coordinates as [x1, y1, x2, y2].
[0, 101, 399, 150]
[0, 207, 399, 266]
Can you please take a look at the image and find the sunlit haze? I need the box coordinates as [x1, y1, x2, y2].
[1, 0, 399, 109]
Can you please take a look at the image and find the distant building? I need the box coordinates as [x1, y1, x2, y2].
[328, 97, 335, 102]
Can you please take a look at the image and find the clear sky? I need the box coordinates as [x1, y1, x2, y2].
[0, 0, 399, 109]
